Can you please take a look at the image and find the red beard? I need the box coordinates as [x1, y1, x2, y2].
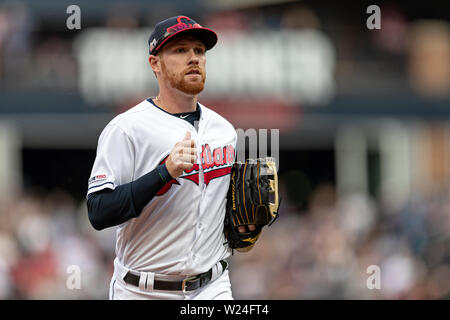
[161, 60, 206, 95]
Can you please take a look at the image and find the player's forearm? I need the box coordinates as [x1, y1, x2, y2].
[87, 183, 136, 230]
[87, 164, 172, 230]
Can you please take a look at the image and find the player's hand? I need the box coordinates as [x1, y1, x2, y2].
[166, 131, 197, 178]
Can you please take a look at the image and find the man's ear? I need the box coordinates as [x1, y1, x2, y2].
[149, 54, 160, 74]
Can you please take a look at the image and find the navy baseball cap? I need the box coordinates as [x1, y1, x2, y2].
[148, 15, 218, 55]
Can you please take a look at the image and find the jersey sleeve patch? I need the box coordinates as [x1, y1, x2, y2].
[88, 174, 108, 185]
[86, 174, 116, 198]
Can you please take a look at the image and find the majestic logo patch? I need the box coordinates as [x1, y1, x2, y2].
[88, 174, 107, 185]
[157, 143, 235, 196]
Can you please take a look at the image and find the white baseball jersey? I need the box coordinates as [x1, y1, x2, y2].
[87, 99, 237, 277]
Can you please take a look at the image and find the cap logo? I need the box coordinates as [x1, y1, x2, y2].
[166, 16, 201, 36]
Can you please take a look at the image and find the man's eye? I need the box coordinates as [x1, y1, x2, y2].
[176, 48, 186, 53]
[195, 48, 205, 54]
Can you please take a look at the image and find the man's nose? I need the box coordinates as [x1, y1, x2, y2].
[187, 49, 200, 65]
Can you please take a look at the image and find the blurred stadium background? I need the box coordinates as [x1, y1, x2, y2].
[0, 0, 449, 299]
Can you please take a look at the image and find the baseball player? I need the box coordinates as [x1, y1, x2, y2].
[86, 15, 245, 300]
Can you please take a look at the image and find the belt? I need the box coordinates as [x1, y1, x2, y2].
[123, 260, 228, 292]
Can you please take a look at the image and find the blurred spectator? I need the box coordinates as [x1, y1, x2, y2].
[370, 4, 408, 55]
[407, 20, 450, 97]
[105, 2, 139, 29]
[0, 190, 115, 299]
[280, 4, 321, 30]
[32, 37, 77, 89]
[0, 1, 34, 86]
[204, 11, 252, 35]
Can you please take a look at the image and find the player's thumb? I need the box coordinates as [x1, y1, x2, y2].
[183, 131, 191, 141]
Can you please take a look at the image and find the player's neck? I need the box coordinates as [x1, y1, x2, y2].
[155, 89, 198, 114]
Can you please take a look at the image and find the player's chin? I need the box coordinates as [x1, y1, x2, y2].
[179, 83, 205, 95]
[185, 76, 205, 86]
